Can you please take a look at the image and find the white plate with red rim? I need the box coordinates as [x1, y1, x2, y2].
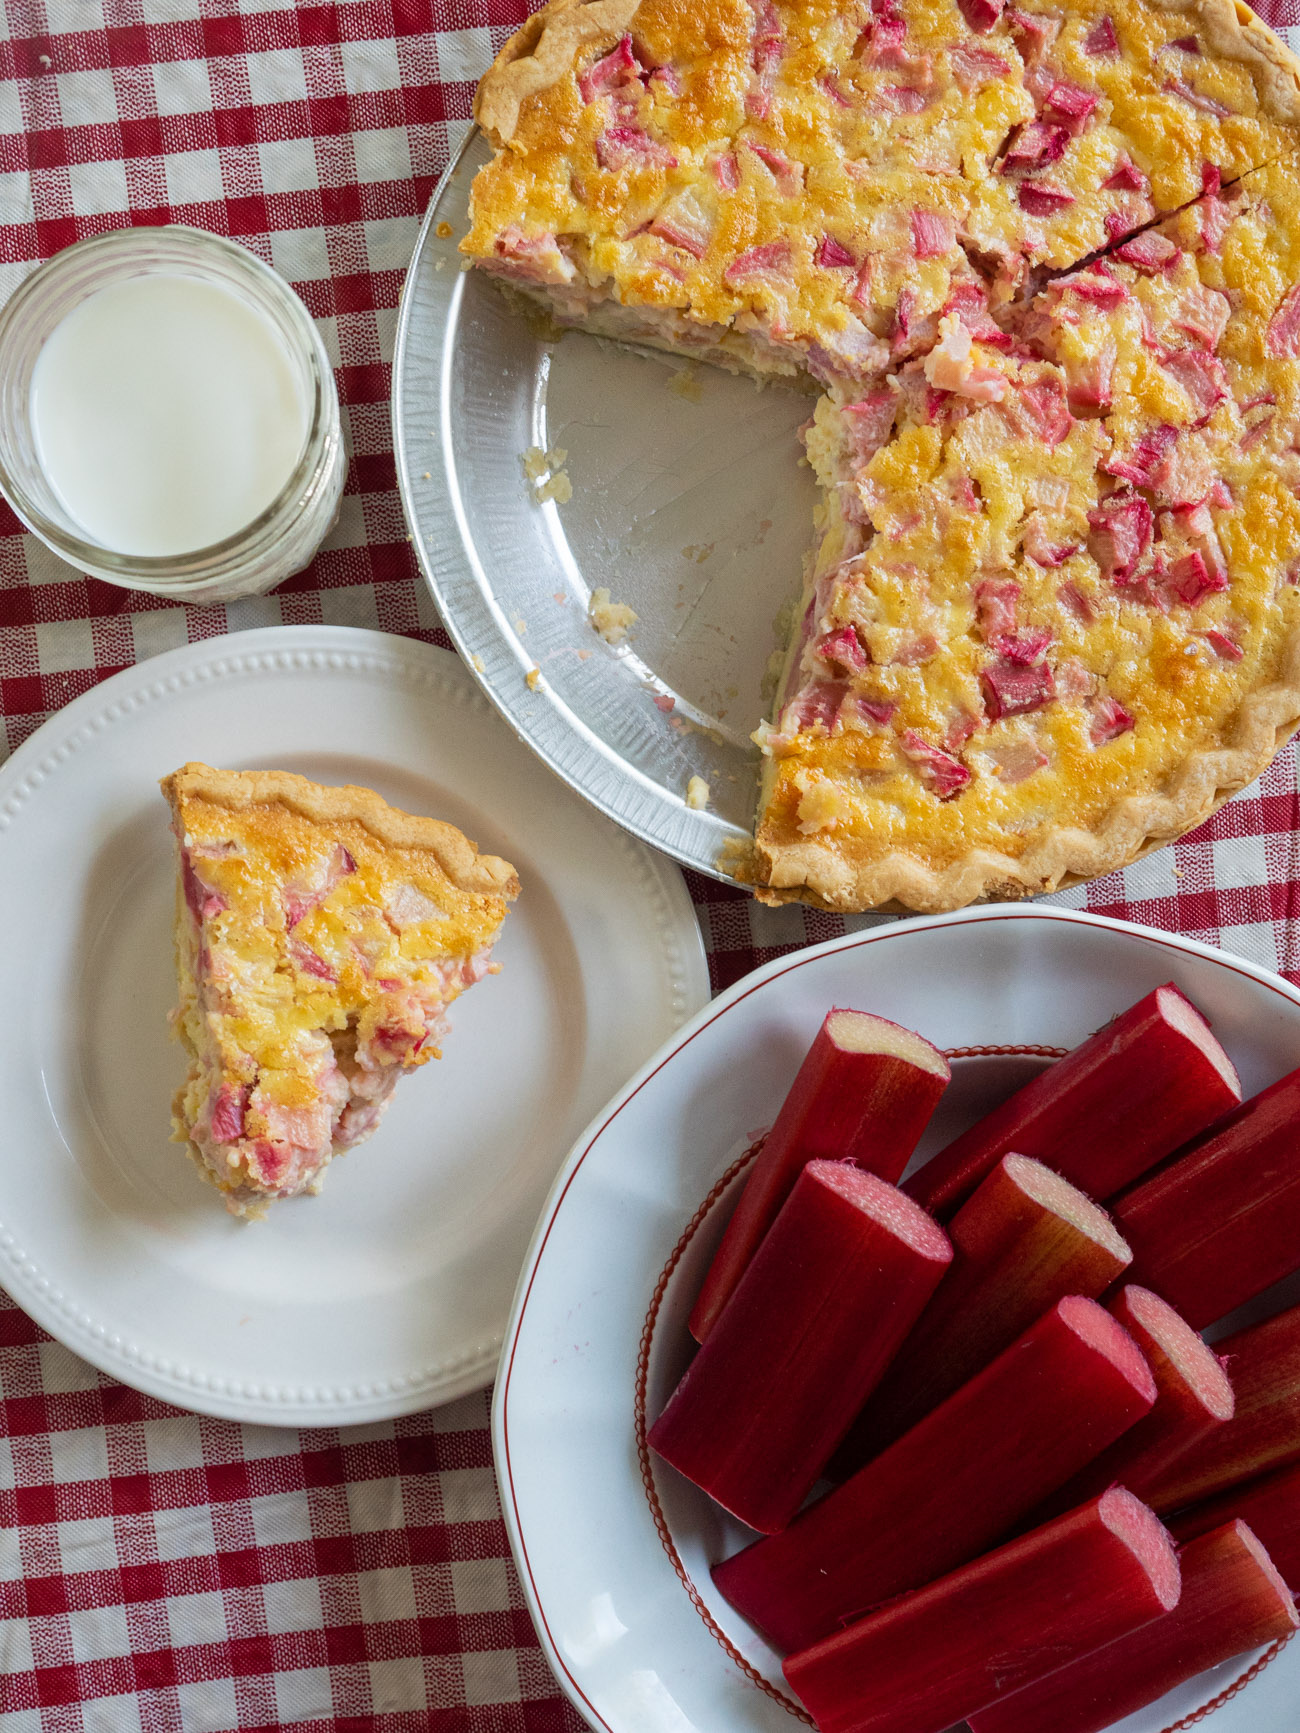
[493, 905, 1300, 1733]
[0, 624, 709, 1426]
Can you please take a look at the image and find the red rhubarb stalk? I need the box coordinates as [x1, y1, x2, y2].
[1172, 1461, 1300, 1588]
[1032, 1286, 1234, 1517]
[834, 1155, 1132, 1472]
[713, 1295, 1157, 1652]
[648, 1161, 951, 1533]
[1142, 1301, 1300, 1512]
[905, 984, 1240, 1218]
[967, 1521, 1298, 1733]
[689, 1010, 949, 1340]
[1110, 1064, 1300, 1329]
[783, 1488, 1181, 1733]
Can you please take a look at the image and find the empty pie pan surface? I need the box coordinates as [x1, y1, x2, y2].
[393, 128, 819, 889]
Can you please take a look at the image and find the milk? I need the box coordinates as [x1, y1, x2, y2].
[30, 272, 310, 558]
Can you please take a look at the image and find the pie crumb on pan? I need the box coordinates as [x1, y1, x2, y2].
[161, 763, 518, 1217]
[463, 0, 1300, 912]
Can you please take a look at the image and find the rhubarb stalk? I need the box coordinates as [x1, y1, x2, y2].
[783, 1488, 1181, 1733]
[967, 1522, 1298, 1733]
[1031, 1286, 1234, 1517]
[834, 1155, 1131, 1472]
[690, 1010, 949, 1340]
[1173, 1462, 1300, 1588]
[713, 1295, 1157, 1652]
[1142, 1302, 1300, 1513]
[648, 1161, 951, 1533]
[1111, 1064, 1300, 1329]
[905, 984, 1240, 1218]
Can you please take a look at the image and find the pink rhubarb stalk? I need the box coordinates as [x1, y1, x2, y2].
[835, 1156, 1132, 1472]
[905, 983, 1240, 1218]
[1110, 1063, 1300, 1329]
[783, 1488, 1181, 1733]
[1172, 1461, 1300, 1588]
[713, 1295, 1156, 1651]
[1032, 1286, 1234, 1517]
[689, 1010, 949, 1340]
[1142, 1302, 1300, 1512]
[967, 1521, 1297, 1733]
[649, 1161, 951, 1533]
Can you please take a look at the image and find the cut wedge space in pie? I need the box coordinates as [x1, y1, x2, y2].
[162, 764, 519, 1217]
[463, 0, 1300, 911]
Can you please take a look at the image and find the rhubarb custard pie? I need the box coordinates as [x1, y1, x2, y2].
[463, 0, 1300, 911]
[162, 765, 518, 1216]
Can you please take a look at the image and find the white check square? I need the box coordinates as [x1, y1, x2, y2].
[435, 28, 494, 85]
[163, 147, 225, 208]
[153, 57, 213, 119]
[66, 157, 130, 218]
[258, 136, 319, 197]
[54, 69, 119, 126]
[244, 47, 309, 108]
[462, 1648, 520, 1708]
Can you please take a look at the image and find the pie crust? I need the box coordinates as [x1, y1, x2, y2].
[162, 764, 518, 1214]
[166, 764, 519, 897]
[476, 0, 1300, 143]
[465, 0, 1300, 912]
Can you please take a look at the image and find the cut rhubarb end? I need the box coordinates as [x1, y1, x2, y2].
[1158, 984, 1240, 1095]
[1005, 1155, 1131, 1263]
[816, 1161, 953, 1258]
[1117, 1286, 1234, 1421]
[1027, 1287, 1232, 1523]
[1230, 1519, 1299, 1612]
[782, 1488, 1180, 1733]
[905, 983, 1241, 1218]
[968, 1520, 1296, 1733]
[833, 1155, 1133, 1470]
[1172, 1462, 1300, 1588]
[824, 1008, 950, 1077]
[651, 1160, 951, 1534]
[1096, 1486, 1183, 1613]
[689, 1009, 949, 1341]
[1112, 1062, 1300, 1330]
[1142, 1300, 1300, 1512]
[1059, 1293, 1157, 1404]
[714, 1294, 1156, 1653]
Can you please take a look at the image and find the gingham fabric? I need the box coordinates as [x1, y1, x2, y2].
[2, 2, 1300, 1728]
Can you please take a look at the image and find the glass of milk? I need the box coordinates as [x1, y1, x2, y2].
[0, 226, 345, 601]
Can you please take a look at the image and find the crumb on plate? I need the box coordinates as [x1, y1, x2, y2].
[522, 444, 572, 504]
[685, 775, 711, 811]
[588, 587, 638, 646]
[538, 470, 572, 504]
[667, 367, 703, 402]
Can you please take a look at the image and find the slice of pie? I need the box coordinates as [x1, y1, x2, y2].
[162, 764, 519, 1217]
[462, 0, 1300, 911]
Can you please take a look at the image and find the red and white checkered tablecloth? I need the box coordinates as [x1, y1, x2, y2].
[3, 1, 1300, 1727]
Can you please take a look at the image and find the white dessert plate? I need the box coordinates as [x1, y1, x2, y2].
[0, 625, 708, 1426]
[495, 905, 1300, 1733]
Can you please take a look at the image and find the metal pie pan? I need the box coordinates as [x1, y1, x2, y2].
[392, 129, 818, 884]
